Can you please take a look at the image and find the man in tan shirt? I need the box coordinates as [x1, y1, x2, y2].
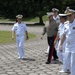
[41, 12, 59, 64]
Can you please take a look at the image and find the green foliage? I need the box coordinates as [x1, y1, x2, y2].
[0, 0, 75, 23]
[0, 0, 56, 18]
[0, 15, 48, 22]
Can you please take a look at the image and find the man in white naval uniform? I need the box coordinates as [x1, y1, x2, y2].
[52, 8, 60, 22]
[54, 14, 67, 62]
[59, 8, 75, 75]
[54, 13, 70, 73]
[12, 14, 29, 59]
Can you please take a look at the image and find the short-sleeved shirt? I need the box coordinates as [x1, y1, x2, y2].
[12, 22, 27, 36]
[43, 20, 59, 37]
[58, 23, 66, 50]
[63, 19, 75, 52]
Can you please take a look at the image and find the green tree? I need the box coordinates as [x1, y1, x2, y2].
[0, 0, 75, 24]
[31, 0, 52, 24]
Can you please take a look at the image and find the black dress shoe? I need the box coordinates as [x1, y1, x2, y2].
[45, 61, 50, 64]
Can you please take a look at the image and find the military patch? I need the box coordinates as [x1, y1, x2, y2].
[73, 27, 75, 29]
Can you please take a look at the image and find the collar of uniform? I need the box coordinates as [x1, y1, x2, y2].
[59, 23, 64, 27]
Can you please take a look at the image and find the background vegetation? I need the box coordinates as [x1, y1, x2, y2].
[0, 31, 36, 44]
[0, 0, 75, 24]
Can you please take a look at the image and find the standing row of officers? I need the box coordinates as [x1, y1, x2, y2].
[11, 7, 75, 75]
[41, 7, 75, 75]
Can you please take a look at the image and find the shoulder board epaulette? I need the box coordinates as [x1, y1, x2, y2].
[64, 21, 69, 24]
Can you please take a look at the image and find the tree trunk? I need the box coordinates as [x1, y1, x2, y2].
[39, 16, 44, 25]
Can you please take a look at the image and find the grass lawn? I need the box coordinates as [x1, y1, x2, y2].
[0, 31, 36, 44]
[0, 15, 48, 22]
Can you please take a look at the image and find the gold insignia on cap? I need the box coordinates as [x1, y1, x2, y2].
[65, 7, 75, 15]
